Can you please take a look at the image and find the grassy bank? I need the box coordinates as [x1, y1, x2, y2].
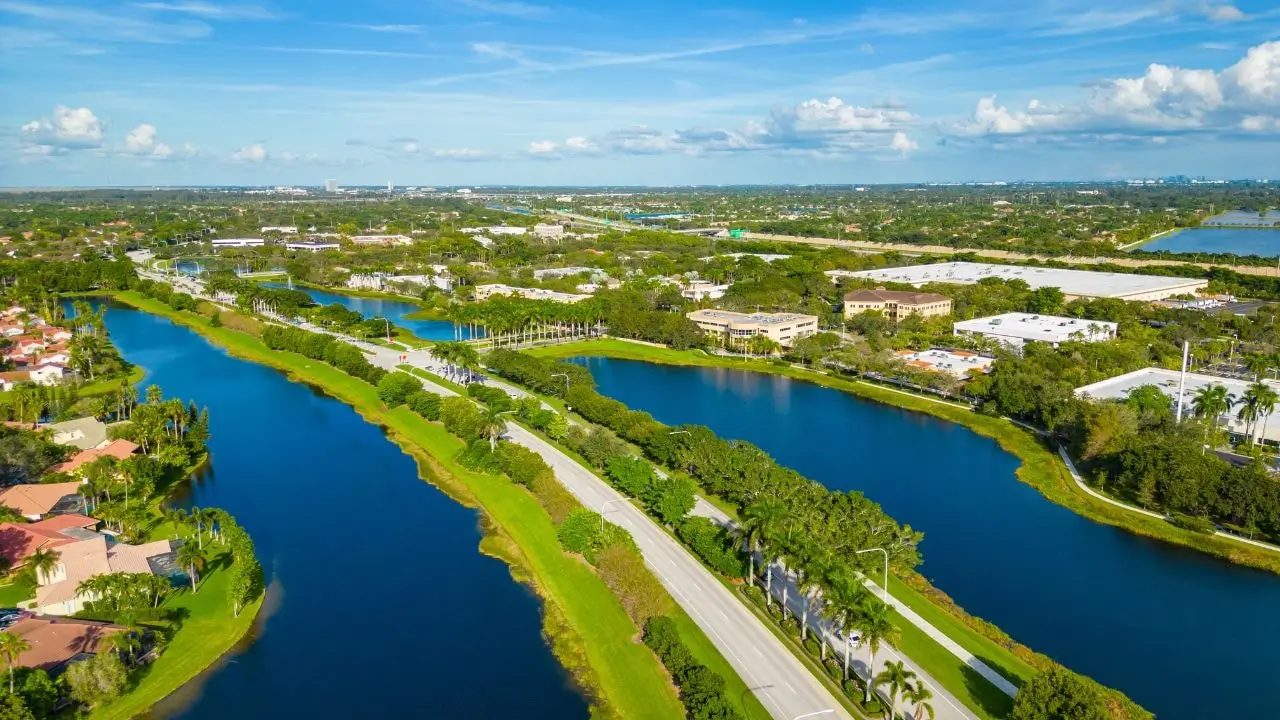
[112, 292, 684, 719]
[88, 547, 263, 720]
[76, 364, 146, 397]
[530, 338, 1280, 574]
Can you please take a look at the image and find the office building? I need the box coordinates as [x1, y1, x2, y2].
[685, 309, 818, 348]
[474, 284, 591, 303]
[211, 238, 264, 248]
[843, 288, 952, 321]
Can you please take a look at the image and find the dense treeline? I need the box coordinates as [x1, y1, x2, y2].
[260, 325, 387, 385]
[643, 617, 743, 720]
[484, 349, 922, 570]
[0, 258, 136, 294]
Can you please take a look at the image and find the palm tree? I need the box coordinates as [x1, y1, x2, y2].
[26, 547, 59, 585]
[176, 542, 207, 594]
[905, 682, 935, 720]
[874, 660, 917, 719]
[1236, 391, 1263, 447]
[0, 632, 30, 694]
[100, 630, 141, 661]
[828, 572, 871, 682]
[858, 599, 900, 704]
[1244, 353, 1272, 381]
[480, 406, 508, 452]
[742, 498, 787, 602]
[1192, 383, 1233, 450]
[1248, 382, 1279, 448]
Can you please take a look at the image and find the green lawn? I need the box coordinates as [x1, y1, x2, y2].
[0, 581, 33, 607]
[76, 365, 146, 398]
[88, 547, 262, 720]
[113, 292, 684, 720]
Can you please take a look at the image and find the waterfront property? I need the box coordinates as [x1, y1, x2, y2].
[1076, 367, 1280, 446]
[532, 266, 609, 281]
[474, 283, 592, 303]
[0, 482, 86, 520]
[9, 616, 126, 673]
[47, 417, 109, 450]
[685, 308, 818, 348]
[843, 288, 952, 321]
[954, 313, 1118, 348]
[350, 234, 412, 246]
[52, 438, 140, 475]
[0, 513, 100, 569]
[34, 533, 179, 615]
[827, 261, 1209, 300]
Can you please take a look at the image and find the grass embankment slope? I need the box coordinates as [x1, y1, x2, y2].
[89, 546, 263, 720]
[113, 292, 685, 720]
[531, 338, 1280, 574]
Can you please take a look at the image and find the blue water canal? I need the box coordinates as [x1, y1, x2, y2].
[96, 305, 588, 719]
[264, 282, 478, 341]
[570, 356, 1280, 720]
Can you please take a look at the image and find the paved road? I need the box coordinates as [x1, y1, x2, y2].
[362, 346, 852, 720]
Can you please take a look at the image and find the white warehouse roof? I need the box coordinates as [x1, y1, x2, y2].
[826, 262, 1208, 300]
[954, 313, 1118, 344]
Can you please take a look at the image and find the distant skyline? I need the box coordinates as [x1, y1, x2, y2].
[2, 0, 1278, 187]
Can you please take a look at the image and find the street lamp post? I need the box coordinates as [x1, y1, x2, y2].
[551, 372, 571, 412]
[855, 547, 889, 604]
[600, 499, 625, 534]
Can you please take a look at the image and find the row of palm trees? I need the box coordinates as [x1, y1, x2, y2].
[1190, 380, 1280, 448]
[742, 497, 932, 720]
[443, 297, 606, 348]
[427, 341, 481, 384]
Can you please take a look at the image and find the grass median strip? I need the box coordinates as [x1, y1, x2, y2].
[113, 292, 682, 720]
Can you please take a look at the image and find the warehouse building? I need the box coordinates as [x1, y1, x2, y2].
[826, 262, 1208, 301]
[954, 313, 1118, 348]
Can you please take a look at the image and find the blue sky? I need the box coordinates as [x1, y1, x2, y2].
[2, 0, 1278, 186]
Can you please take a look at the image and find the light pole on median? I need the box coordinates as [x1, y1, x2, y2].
[600, 498, 625, 534]
[855, 547, 889, 604]
[551, 372, 571, 413]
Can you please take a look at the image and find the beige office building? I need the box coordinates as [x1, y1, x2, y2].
[843, 288, 952, 321]
[686, 309, 818, 348]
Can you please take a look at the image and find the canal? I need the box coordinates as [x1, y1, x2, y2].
[98, 304, 588, 719]
[264, 282, 478, 341]
[570, 356, 1280, 720]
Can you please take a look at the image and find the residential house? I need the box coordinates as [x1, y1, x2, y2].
[0, 482, 87, 520]
[48, 418, 109, 450]
[0, 514, 100, 571]
[35, 535, 178, 615]
[8, 616, 126, 674]
[52, 439, 140, 475]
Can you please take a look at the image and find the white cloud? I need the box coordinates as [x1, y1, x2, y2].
[20, 105, 104, 151]
[124, 123, 174, 157]
[1241, 115, 1280, 131]
[181, 142, 199, 156]
[133, 2, 279, 20]
[231, 143, 266, 162]
[951, 41, 1280, 141]
[431, 148, 492, 160]
[402, 141, 419, 154]
[1204, 3, 1245, 22]
[859, 42, 875, 55]
[773, 97, 913, 134]
[563, 136, 598, 152]
[528, 140, 558, 155]
[889, 131, 918, 153]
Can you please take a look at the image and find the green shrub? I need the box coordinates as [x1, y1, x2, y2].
[496, 442, 551, 487]
[440, 396, 484, 440]
[406, 391, 442, 420]
[530, 473, 580, 523]
[377, 372, 422, 407]
[595, 542, 672, 626]
[642, 617, 742, 720]
[1170, 513, 1216, 535]
[676, 516, 746, 578]
[467, 383, 513, 411]
[458, 438, 503, 474]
